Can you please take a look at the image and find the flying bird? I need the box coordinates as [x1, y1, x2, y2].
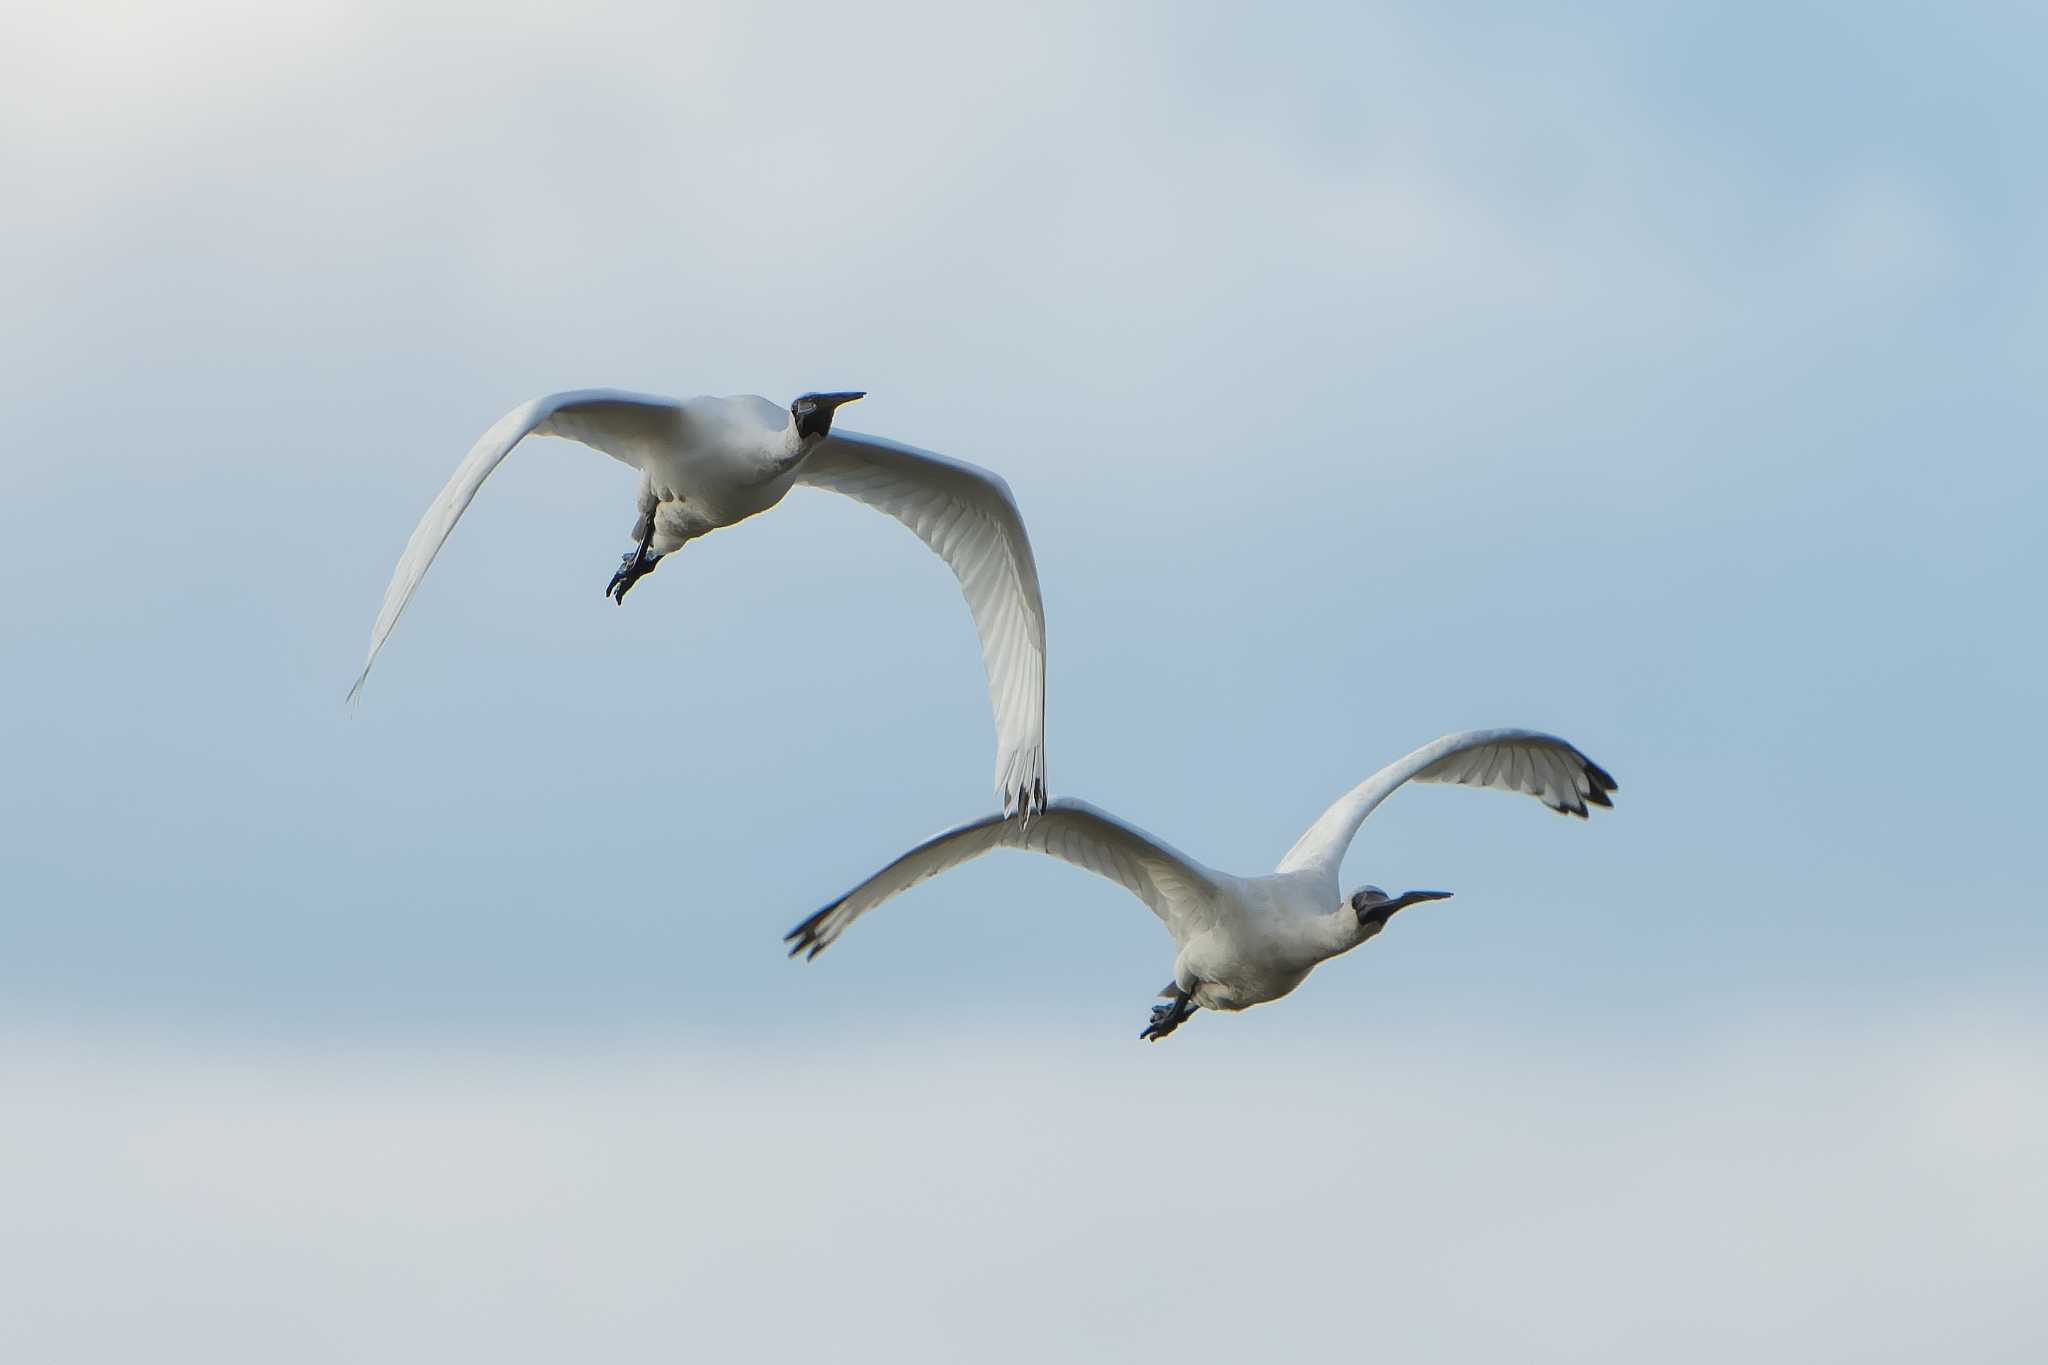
[351, 389, 1049, 815]
[788, 728, 1616, 1040]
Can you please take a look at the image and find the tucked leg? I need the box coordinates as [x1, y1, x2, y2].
[606, 528, 663, 604]
[1140, 983, 1198, 1042]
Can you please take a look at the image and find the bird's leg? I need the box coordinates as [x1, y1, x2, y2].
[1140, 984, 1198, 1043]
[606, 527, 664, 605]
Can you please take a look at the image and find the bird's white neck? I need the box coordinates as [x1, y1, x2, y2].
[1269, 905, 1367, 964]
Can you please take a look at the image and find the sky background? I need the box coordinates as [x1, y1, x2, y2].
[2, 1, 2044, 1359]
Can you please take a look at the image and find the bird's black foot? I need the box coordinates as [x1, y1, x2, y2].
[1140, 987, 1197, 1043]
[606, 544, 662, 604]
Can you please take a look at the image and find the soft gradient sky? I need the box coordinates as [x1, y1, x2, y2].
[2, 2, 2043, 1360]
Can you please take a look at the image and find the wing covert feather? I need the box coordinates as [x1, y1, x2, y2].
[1276, 729, 1617, 877]
[785, 799, 1217, 959]
[349, 390, 681, 699]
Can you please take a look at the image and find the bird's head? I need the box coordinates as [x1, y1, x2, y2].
[1344, 885, 1453, 945]
[791, 391, 866, 442]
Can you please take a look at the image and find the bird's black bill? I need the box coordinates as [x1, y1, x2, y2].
[1357, 889, 1453, 927]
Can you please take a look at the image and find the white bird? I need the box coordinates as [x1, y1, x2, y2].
[788, 728, 1616, 1040]
[351, 389, 1049, 815]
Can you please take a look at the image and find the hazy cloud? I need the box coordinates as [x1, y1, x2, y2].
[3, 1012, 2041, 1362]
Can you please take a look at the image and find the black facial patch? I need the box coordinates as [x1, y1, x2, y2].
[791, 391, 864, 441]
[792, 401, 833, 441]
[1352, 887, 1404, 927]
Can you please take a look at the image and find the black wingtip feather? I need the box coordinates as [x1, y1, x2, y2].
[783, 900, 843, 961]
[1574, 754, 1618, 813]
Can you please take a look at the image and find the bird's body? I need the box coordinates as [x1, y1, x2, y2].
[353, 388, 1050, 815]
[1169, 870, 1338, 1011]
[789, 728, 1617, 1038]
[632, 394, 806, 548]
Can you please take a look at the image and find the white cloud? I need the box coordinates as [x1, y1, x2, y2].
[2, 1011, 2041, 1362]
[0, 0, 1733, 446]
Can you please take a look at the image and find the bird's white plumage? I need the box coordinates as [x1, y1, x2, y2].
[793, 728, 1616, 1027]
[349, 390, 1051, 815]
[349, 389, 682, 701]
[788, 798, 1221, 958]
[1275, 728, 1616, 878]
[798, 432, 1048, 815]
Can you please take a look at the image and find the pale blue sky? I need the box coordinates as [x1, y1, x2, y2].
[1, 4, 2043, 1358]
[4, 0, 2041, 1039]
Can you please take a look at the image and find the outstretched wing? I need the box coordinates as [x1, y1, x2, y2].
[786, 798, 1221, 959]
[349, 389, 683, 700]
[797, 431, 1049, 818]
[1275, 729, 1617, 879]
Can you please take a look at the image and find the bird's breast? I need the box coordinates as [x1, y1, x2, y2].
[644, 433, 799, 529]
[1191, 967, 1309, 1012]
[1181, 932, 1315, 1012]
